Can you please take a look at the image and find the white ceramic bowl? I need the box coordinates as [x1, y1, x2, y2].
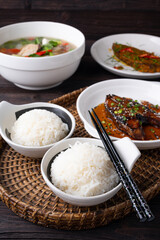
[0, 101, 75, 158]
[76, 78, 160, 150]
[0, 21, 85, 90]
[41, 137, 141, 206]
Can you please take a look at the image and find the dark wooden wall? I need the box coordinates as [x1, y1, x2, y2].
[0, 0, 160, 55]
[0, 0, 160, 10]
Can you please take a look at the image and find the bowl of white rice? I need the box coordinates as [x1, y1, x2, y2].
[41, 137, 141, 206]
[0, 101, 75, 158]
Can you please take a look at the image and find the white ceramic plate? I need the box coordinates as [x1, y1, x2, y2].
[76, 78, 160, 150]
[91, 33, 160, 79]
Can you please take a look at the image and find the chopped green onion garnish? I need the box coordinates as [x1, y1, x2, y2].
[127, 103, 131, 108]
[135, 104, 140, 107]
[118, 109, 123, 114]
[116, 98, 122, 102]
[150, 129, 155, 133]
[118, 103, 123, 107]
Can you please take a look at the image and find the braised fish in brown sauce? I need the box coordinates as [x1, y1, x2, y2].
[105, 94, 160, 140]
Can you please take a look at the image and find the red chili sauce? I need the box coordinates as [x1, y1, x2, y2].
[94, 102, 160, 140]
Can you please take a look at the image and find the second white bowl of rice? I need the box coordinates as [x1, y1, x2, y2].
[41, 137, 141, 206]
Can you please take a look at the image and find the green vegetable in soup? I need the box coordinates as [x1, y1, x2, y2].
[2, 40, 18, 49]
[0, 37, 76, 57]
[34, 37, 43, 45]
[41, 40, 60, 51]
[28, 53, 40, 57]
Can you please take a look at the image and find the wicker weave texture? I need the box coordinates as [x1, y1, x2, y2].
[0, 88, 160, 230]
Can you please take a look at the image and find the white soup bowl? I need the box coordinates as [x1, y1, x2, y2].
[0, 21, 85, 90]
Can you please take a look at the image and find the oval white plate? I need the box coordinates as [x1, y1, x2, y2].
[76, 78, 160, 150]
[91, 33, 160, 79]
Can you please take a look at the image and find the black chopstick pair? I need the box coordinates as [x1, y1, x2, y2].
[88, 109, 154, 222]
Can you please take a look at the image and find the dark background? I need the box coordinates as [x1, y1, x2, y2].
[1, 0, 160, 104]
[0, 0, 160, 239]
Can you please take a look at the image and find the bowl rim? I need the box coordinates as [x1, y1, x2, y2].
[0, 21, 85, 70]
[0, 20, 85, 47]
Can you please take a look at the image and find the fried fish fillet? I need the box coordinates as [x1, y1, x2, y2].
[112, 43, 160, 73]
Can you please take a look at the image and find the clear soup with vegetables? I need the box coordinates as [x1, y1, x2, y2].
[0, 37, 76, 57]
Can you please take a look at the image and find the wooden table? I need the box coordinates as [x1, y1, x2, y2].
[0, 1, 160, 239]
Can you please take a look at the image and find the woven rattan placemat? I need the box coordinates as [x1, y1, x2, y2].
[0, 88, 160, 230]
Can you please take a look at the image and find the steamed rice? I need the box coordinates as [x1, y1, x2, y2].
[50, 141, 119, 197]
[11, 109, 68, 147]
